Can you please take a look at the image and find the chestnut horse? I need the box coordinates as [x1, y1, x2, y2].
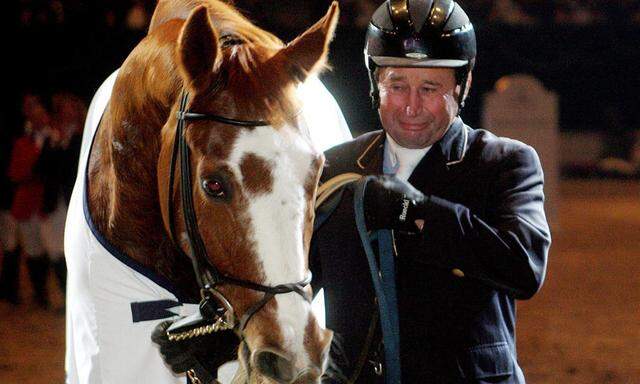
[64, 1, 343, 383]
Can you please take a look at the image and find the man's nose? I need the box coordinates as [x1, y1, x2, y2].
[405, 88, 421, 117]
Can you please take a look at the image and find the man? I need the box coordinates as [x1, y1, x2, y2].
[312, 0, 550, 382]
[154, 1, 550, 382]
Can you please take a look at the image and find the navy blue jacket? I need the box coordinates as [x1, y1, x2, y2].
[311, 118, 551, 383]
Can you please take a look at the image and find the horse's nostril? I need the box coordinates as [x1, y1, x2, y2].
[253, 349, 295, 382]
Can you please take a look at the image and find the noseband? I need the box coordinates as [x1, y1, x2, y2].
[167, 89, 312, 333]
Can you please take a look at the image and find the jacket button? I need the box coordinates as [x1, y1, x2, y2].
[452, 268, 465, 278]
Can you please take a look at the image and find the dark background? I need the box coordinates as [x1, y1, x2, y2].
[6, 0, 640, 142]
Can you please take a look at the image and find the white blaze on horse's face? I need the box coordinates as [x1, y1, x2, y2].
[228, 122, 323, 370]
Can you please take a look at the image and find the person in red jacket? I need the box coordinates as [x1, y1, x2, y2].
[5, 93, 51, 308]
[0, 115, 19, 304]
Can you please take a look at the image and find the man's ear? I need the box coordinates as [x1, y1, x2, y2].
[268, 2, 339, 82]
[177, 6, 220, 93]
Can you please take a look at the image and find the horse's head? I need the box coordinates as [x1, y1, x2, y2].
[157, 2, 339, 382]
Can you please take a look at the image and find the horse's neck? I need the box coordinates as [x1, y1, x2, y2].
[89, 102, 163, 258]
[88, 29, 198, 297]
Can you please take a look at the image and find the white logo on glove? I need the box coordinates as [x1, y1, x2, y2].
[399, 198, 410, 222]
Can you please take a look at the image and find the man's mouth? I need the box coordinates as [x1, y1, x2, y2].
[399, 121, 426, 130]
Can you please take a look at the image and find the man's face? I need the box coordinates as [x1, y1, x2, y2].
[377, 66, 461, 149]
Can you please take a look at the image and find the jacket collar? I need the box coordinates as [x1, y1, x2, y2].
[354, 117, 469, 173]
[437, 117, 468, 166]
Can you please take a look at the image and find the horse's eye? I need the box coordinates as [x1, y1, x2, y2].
[202, 178, 227, 199]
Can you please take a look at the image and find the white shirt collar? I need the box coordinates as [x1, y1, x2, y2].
[383, 133, 431, 181]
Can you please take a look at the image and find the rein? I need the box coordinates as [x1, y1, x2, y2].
[315, 175, 403, 383]
[167, 89, 312, 335]
[353, 177, 401, 383]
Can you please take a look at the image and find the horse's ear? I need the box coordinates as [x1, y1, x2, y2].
[177, 6, 220, 93]
[273, 1, 339, 81]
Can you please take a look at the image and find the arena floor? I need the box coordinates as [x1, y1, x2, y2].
[0, 179, 638, 384]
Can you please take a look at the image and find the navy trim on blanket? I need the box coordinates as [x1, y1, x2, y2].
[82, 112, 195, 304]
[131, 300, 182, 322]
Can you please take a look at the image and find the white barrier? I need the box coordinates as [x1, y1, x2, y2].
[482, 74, 560, 228]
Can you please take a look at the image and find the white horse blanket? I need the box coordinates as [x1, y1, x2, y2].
[64, 70, 352, 384]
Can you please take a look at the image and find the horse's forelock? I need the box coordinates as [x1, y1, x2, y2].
[150, 0, 282, 48]
[222, 46, 301, 128]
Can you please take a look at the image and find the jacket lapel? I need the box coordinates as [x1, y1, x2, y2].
[355, 131, 385, 175]
[408, 118, 468, 195]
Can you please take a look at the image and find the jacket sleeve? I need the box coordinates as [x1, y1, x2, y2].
[411, 145, 551, 299]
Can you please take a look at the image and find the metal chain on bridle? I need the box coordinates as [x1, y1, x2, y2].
[165, 38, 312, 346]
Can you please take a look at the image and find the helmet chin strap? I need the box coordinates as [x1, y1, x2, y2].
[456, 66, 471, 115]
[367, 56, 381, 109]
[370, 83, 381, 110]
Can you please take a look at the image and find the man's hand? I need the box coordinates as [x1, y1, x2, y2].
[151, 319, 239, 383]
[363, 175, 427, 233]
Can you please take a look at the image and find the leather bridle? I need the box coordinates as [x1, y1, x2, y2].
[167, 83, 312, 333]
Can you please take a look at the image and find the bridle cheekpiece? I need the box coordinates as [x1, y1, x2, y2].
[167, 85, 312, 336]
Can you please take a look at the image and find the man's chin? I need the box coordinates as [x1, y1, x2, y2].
[391, 129, 431, 149]
[395, 137, 430, 149]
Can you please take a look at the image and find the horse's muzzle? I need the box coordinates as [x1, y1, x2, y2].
[252, 347, 323, 384]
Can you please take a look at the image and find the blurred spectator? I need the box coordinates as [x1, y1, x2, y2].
[19, 5, 34, 27]
[459, 0, 495, 23]
[35, 92, 86, 303]
[6, 93, 50, 308]
[50, 0, 65, 25]
[0, 124, 20, 305]
[489, 0, 537, 25]
[339, 0, 380, 29]
[50, 92, 85, 202]
[1, 91, 84, 310]
[126, 0, 149, 31]
[554, 0, 597, 25]
[0, 84, 87, 309]
[104, 8, 118, 29]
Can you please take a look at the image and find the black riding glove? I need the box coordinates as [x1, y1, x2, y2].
[363, 175, 427, 233]
[151, 318, 239, 383]
[322, 332, 351, 383]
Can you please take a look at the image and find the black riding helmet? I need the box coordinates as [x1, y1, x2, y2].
[364, 0, 476, 109]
